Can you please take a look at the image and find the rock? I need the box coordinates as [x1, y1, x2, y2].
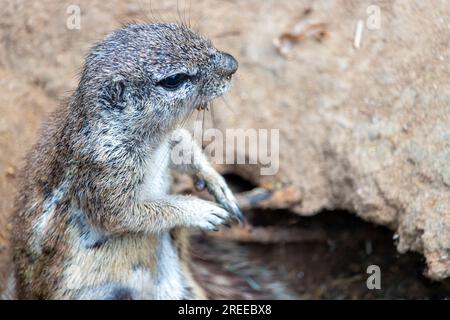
[211, 0, 450, 280]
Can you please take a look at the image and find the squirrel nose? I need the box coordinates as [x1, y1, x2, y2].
[220, 52, 238, 77]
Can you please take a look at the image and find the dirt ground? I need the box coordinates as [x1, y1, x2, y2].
[192, 214, 449, 300]
[191, 178, 450, 299]
[0, 0, 449, 299]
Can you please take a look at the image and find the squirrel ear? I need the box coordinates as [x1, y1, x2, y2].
[110, 80, 125, 106]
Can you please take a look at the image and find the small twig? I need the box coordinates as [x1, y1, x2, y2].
[209, 225, 327, 244]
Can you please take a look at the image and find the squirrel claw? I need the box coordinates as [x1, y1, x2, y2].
[198, 171, 245, 227]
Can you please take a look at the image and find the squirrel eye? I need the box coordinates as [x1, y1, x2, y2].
[157, 73, 190, 90]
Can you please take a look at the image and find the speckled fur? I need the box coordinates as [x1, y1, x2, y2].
[11, 23, 241, 300]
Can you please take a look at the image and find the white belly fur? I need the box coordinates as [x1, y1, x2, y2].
[139, 140, 171, 201]
[154, 232, 186, 299]
[139, 140, 186, 298]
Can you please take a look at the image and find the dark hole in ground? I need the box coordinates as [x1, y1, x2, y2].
[222, 173, 257, 193]
[191, 210, 450, 299]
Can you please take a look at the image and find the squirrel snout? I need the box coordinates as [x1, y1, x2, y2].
[219, 52, 238, 78]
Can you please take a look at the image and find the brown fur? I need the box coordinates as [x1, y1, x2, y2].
[10, 23, 240, 300]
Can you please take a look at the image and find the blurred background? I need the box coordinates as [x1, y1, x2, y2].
[0, 0, 449, 299]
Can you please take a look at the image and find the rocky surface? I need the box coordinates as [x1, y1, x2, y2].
[216, 0, 450, 280]
[0, 0, 448, 287]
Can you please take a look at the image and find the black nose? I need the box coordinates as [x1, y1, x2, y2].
[221, 52, 238, 77]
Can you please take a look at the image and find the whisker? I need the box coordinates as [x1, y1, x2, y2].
[201, 107, 206, 150]
[176, 0, 182, 26]
[187, 0, 192, 28]
[195, 107, 203, 139]
[210, 100, 217, 129]
[139, 0, 157, 24]
[221, 96, 236, 115]
[152, 0, 170, 24]
[181, 0, 188, 28]
[184, 0, 190, 28]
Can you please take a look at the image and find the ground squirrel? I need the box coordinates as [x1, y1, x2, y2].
[10, 23, 242, 300]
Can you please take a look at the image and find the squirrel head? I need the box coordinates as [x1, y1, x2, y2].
[77, 23, 238, 136]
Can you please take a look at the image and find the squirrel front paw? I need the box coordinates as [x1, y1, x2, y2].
[183, 199, 233, 231]
[197, 170, 244, 225]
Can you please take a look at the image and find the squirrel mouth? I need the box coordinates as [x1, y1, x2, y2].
[196, 102, 208, 111]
